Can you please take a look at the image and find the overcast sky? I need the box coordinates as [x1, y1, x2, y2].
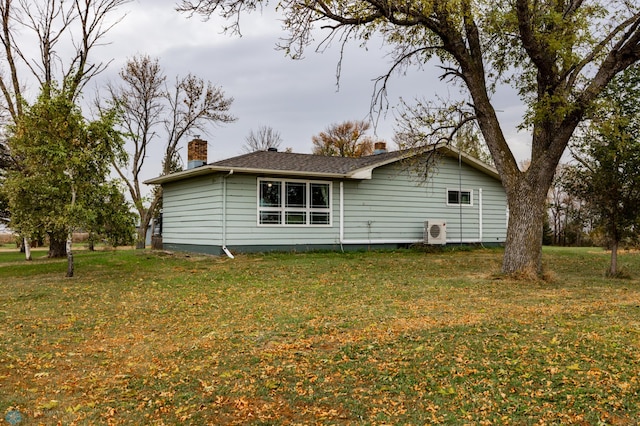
[89, 0, 531, 182]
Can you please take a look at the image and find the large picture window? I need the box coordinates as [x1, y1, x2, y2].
[447, 189, 473, 206]
[259, 179, 331, 226]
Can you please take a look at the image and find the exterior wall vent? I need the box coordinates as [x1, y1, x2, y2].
[424, 220, 447, 245]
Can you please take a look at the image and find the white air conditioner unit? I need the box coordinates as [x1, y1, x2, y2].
[424, 220, 447, 245]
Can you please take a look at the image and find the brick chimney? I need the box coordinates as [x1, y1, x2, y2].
[187, 138, 207, 169]
[374, 142, 387, 155]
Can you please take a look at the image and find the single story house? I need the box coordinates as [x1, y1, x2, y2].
[145, 139, 507, 256]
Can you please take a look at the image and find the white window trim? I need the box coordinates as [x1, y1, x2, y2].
[257, 178, 333, 227]
[446, 188, 474, 207]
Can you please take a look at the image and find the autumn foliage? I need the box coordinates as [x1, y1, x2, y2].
[311, 120, 382, 157]
[0, 247, 638, 424]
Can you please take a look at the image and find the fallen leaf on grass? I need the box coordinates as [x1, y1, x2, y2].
[37, 400, 59, 410]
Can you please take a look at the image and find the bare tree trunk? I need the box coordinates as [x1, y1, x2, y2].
[23, 236, 32, 261]
[136, 212, 152, 249]
[502, 186, 548, 278]
[135, 229, 146, 249]
[608, 240, 618, 277]
[66, 234, 74, 278]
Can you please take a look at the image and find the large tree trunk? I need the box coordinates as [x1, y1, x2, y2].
[135, 229, 146, 249]
[48, 235, 67, 258]
[502, 183, 549, 278]
[136, 212, 152, 249]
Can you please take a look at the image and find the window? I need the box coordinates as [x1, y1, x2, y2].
[258, 179, 331, 226]
[447, 189, 472, 206]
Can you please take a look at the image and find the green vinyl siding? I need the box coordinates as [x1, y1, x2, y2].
[341, 156, 506, 243]
[159, 153, 507, 254]
[162, 175, 223, 246]
[222, 174, 341, 247]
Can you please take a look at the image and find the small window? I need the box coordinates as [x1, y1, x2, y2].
[311, 183, 330, 208]
[260, 181, 280, 207]
[311, 212, 330, 225]
[447, 189, 472, 206]
[286, 182, 306, 208]
[260, 212, 281, 224]
[285, 211, 306, 225]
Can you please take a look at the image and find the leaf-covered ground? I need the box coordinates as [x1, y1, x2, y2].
[0, 247, 638, 425]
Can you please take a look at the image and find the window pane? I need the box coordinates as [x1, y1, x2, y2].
[311, 183, 330, 208]
[448, 190, 459, 204]
[286, 211, 306, 225]
[461, 191, 471, 205]
[260, 211, 281, 224]
[286, 182, 306, 208]
[311, 212, 330, 225]
[260, 181, 280, 207]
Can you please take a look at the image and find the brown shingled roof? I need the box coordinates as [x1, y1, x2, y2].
[144, 144, 500, 185]
[209, 150, 407, 175]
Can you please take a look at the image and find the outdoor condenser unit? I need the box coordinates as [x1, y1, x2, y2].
[424, 220, 447, 245]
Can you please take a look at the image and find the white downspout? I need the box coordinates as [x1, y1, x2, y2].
[479, 188, 483, 243]
[339, 181, 345, 250]
[222, 170, 235, 259]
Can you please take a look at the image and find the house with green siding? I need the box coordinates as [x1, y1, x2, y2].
[145, 139, 507, 256]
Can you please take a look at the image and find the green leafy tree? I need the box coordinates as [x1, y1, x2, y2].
[311, 120, 380, 157]
[0, 0, 129, 257]
[2, 84, 124, 275]
[563, 66, 640, 277]
[85, 183, 137, 249]
[179, 0, 640, 277]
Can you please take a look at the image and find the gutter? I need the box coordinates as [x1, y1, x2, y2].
[145, 165, 368, 185]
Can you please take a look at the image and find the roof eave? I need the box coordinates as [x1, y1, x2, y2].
[345, 150, 421, 179]
[144, 165, 357, 185]
[346, 144, 501, 181]
[144, 144, 501, 185]
[440, 145, 501, 180]
[348, 169, 373, 179]
[144, 165, 222, 185]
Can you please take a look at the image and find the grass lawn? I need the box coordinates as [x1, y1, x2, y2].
[0, 246, 638, 425]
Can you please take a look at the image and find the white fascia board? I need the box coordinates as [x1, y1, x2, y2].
[346, 152, 417, 180]
[144, 165, 354, 185]
[348, 168, 373, 179]
[144, 165, 220, 185]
